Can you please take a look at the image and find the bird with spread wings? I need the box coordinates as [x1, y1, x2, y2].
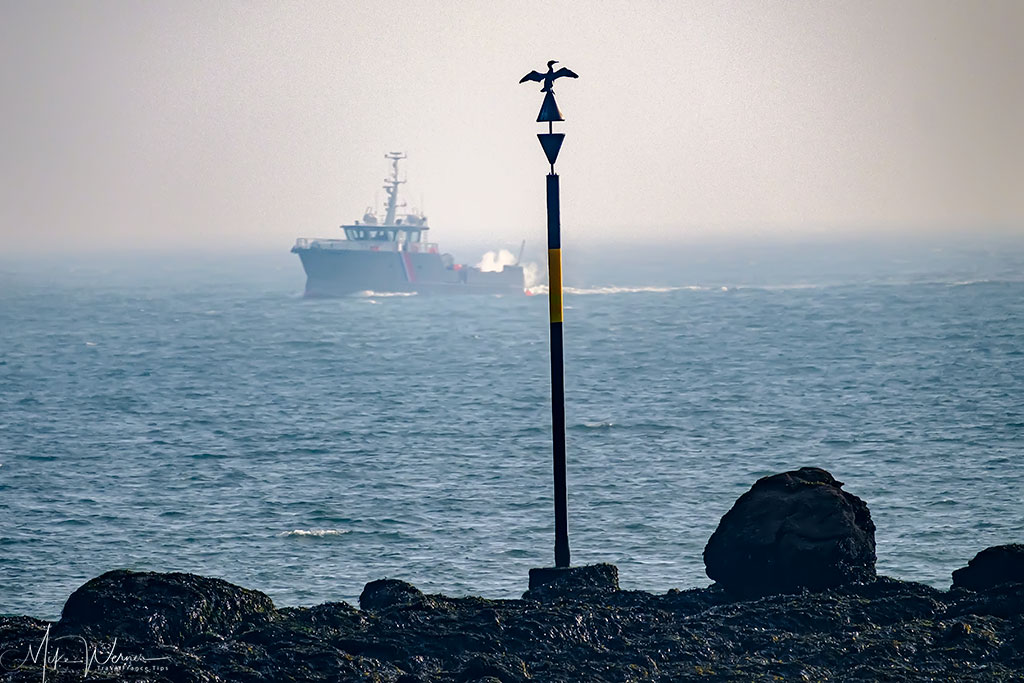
[519, 60, 579, 92]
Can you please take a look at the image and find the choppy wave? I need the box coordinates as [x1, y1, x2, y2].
[4, 254, 1023, 620]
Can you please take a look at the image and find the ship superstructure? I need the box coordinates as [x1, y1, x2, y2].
[292, 153, 524, 297]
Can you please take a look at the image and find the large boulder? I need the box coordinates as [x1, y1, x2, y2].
[58, 569, 275, 645]
[952, 544, 1024, 591]
[703, 467, 876, 598]
[359, 578, 426, 612]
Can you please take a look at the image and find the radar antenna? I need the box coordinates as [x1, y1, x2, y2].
[383, 152, 407, 225]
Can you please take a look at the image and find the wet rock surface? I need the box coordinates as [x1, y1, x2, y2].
[2, 564, 1023, 682]
[360, 579, 427, 613]
[523, 563, 619, 602]
[57, 569, 275, 646]
[703, 467, 876, 598]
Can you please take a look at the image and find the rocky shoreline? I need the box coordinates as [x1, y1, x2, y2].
[2, 468, 1022, 682]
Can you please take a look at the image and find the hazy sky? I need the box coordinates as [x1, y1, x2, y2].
[1, 1, 1021, 254]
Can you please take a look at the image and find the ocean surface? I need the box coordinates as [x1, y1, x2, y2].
[1, 239, 1023, 620]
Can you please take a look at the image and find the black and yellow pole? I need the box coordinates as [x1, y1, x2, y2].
[520, 60, 578, 568]
[546, 171, 569, 567]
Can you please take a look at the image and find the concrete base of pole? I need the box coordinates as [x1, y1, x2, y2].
[524, 564, 619, 601]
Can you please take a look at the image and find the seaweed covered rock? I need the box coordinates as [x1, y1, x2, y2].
[57, 569, 274, 645]
[522, 563, 619, 602]
[359, 578, 426, 612]
[703, 467, 876, 598]
[952, 544, 1024, 591]
[7, 545, 1024, 681]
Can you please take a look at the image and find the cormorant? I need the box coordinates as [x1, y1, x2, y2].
[519, 60, 579, 92]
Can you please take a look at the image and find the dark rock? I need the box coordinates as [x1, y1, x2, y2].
[359, 578, 426, 612]
[57, 569, 274, 645]
[279, 601, 368, 633]
[952, 544, 1024, 591]
[0, 615, 49, 643]
[948, 582, 1024, 620]
[456, 653, 529, 682]
[522, 563, 619, 602]
[831, 576, 945, 626]
[0, 614, 52, 674]
[11, 464, 1024, 681]
[7, 561, 1024, 682]
[703, 466, 876, 598]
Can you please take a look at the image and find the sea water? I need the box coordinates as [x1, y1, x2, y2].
[1, 240, 1022, 620]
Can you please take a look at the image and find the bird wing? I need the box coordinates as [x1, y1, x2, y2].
[552, 67, 579, 80]
[519, 71, 545, 84]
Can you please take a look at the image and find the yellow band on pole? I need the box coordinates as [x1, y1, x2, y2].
[548, 248, 563, 323]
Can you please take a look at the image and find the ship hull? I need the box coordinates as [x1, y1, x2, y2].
[293, 247, 524, 297]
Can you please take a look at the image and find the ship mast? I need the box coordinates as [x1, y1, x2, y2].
[382, 152, 406, 226]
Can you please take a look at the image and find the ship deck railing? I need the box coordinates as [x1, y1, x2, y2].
[293, 238, 440, 254]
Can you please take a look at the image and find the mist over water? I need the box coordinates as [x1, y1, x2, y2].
[2, 2, 1021, 254]
[1, 237, 1022, 620]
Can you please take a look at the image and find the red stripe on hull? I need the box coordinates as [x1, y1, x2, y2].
[401, 252, 416, 282]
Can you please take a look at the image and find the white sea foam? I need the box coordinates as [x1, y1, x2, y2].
[744, 283, 827, 291]
[477, 249, 518, 272]
[279, 529, 349, 538]
[527, 284, 707, 296]
[355, 290, 418, 298]
[522, 262, 542, 288]
[478, 250, 540, 289]
[944, 279, 1023, 287]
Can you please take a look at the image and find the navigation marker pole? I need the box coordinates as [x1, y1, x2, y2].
[520, 60, 578, 568]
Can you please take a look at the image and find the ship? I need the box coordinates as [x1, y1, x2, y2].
[292, 153, 525, 297]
